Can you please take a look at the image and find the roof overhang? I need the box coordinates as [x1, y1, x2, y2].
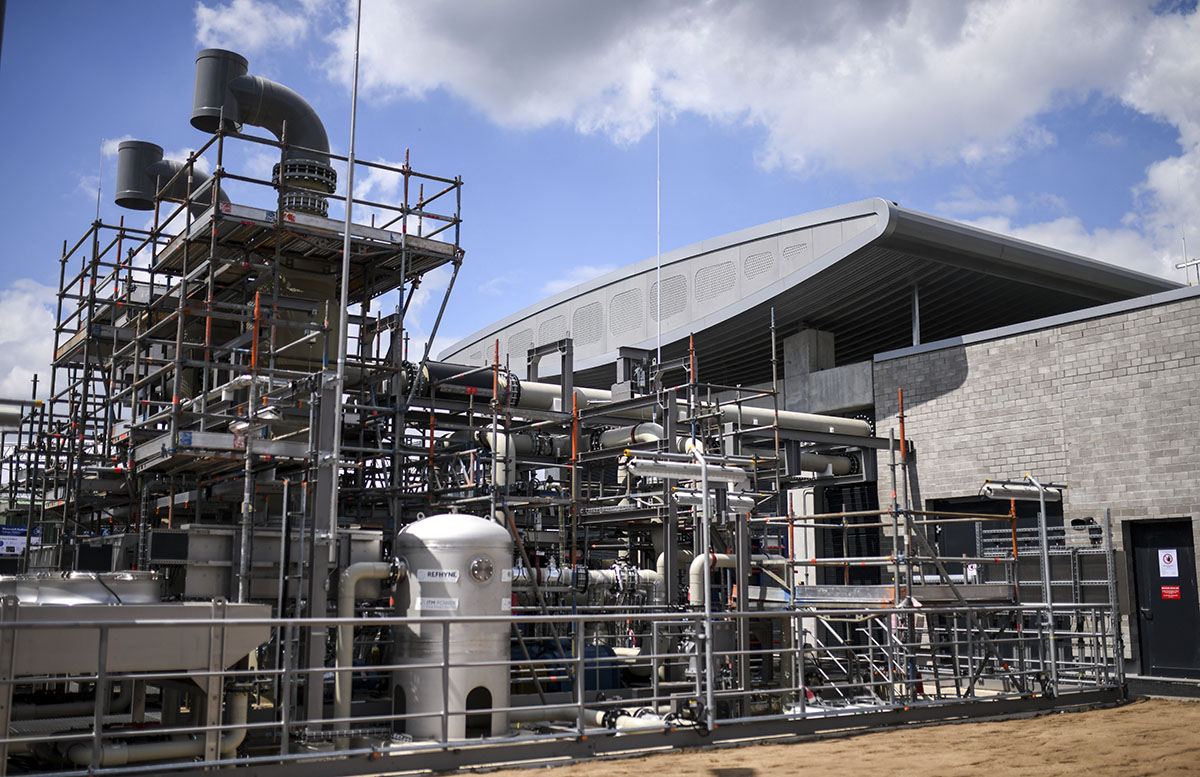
[443, 198, 1178, 388]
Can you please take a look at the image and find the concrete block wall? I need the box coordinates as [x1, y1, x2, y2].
[873, 293, 1200, 670]
[873, 293, 1200, 538]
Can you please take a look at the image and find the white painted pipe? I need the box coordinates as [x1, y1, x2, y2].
[598, 422, 664, 449]
[742, 445, 854, 476]
[983, 483, 1062, 502]
[15, 679, 132, 720]
[66, 691, 247, 766]
[508, 705, 670, 729]
[687, 553, 788, 606]
[513, 378, 870, 436]
[655, 549, 694, 578]
[672, 488, 758, 513]
[513, 566, 663, 605]
[335, 560, 400, 727]
[479, 426, 571, 486]
[626, 458, 750, 488]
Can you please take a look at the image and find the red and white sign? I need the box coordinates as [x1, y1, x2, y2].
[1162, 585, 1182, 600]
[1159, 549, 1179, 578]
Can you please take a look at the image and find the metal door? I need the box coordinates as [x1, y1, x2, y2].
[1131, 520, 1200, 678]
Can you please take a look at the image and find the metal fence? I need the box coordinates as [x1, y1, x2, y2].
[0, 599, 1123, 776]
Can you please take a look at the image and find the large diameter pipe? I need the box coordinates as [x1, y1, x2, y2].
[687, 552, 788, 606]
[742, 444, 853, 476]
[66, 691, 247, 766]
[513, 566, 663, 605]
[335, 560, 402, 727]
[517, 376, 870, 435]
[191, 49, 330, 165]
[115, 140, 228, 213]
[656, 549, 694, 578]
[15, 680, 132, 720]
[478, 426, 572, 487]
[598, 422, 664, 449]
[412, 360, 872, 437]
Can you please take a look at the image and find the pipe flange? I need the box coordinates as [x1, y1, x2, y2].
[506, 372, 521, 406]
[272, 160, 337, 194]
[280, 190, 329, 217]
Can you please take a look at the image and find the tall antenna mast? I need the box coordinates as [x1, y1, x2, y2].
[330, 0, 363, 541]
[655, 103, 662, 374]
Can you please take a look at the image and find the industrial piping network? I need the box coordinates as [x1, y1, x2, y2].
[0, 40, 1127, 777]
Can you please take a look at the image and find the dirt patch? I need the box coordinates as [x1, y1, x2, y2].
[482, 699, 1200, 777]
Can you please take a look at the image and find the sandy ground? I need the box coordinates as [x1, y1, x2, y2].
[481, 698, 1200, 777]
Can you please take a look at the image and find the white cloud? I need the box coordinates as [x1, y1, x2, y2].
[220, 0, 1200, 284]
[1090, 130, 1125, 148]
[541, 265, 615, 296]
[101, 135, 135, 158]
[195, 0, 310, 54]
[936, 187, 1021, 218]
[0, 280, 57, 398]
[321, 0, 1153, 176]
[478, 273, 516, 297]
[963, 214, 1173, 279]
[1120, 8, 1200, 264]
[161, 147, 212, 176]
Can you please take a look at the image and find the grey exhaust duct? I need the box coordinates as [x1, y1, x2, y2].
[190, 48, 337, 216]
[115, 140, 228, 213]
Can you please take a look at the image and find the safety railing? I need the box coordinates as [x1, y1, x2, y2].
[0, 598, 1122, 776]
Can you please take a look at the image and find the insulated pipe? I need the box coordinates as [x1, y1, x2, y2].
[66, 691, 248, 766]
[335, 559, 403, 727]
[191, 49, 330, 165]
[114, 140, 228, 213]
[687, 552, 788, 606]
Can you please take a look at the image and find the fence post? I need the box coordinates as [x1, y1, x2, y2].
[0, 596, 17, 777]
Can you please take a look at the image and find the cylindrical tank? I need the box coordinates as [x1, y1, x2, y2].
[393, 514, 512, 740]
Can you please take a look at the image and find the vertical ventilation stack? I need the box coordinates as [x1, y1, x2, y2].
[190, 49, 337, 216]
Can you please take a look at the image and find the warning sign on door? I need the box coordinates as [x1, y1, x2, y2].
[1159, 549, 1179, 578]
[1162, 585, 1182, 600]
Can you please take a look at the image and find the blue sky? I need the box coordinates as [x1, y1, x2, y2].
[1, 0, 1198, 396]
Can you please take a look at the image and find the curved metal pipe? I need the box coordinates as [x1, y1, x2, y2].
[687, 552, 788, 606]
[191, 48, 330, 165]
[334, 559, 404, 727]
[65, 690, 247, 767]
[115, 140, 228, 213]
[655, 549, 694, 578]
[14, 679, 132, 720]
[597, 422, 664, 449]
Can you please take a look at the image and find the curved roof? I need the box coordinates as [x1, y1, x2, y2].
[442, 198, 1177, 388]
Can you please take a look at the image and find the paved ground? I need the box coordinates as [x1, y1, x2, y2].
[481, 698, 1200, 777]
